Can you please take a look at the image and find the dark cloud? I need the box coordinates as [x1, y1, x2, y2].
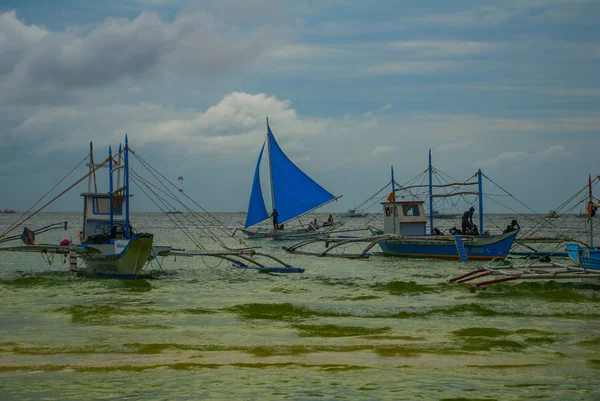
[0, 10, 280, 106]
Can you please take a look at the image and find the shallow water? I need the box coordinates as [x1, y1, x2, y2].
[1, 212, 599, 400]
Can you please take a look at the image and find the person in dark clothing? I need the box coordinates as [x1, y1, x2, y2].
[462, 207, 475, 235]
[503, 219, 520, 234]
[271, 209, 279, 230]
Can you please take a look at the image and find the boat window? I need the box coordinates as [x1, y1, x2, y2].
[93, 198, 123, 215]
[402, 204, 420, 217]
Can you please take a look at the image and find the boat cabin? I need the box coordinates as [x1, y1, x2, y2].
[81, 192, 130, 243]
[381, 200, 427, 235]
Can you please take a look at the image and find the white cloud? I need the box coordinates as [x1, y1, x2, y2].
[363, 61, 461, 75]
[371, 145, 395, 157]
[477, 145, 575, 168]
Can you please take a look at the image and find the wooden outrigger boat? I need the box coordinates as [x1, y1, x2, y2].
[565, 175, 600, 271]
[285, 152, 518, 261]
[447, 262, 600, 289]
[0, 137, 304, 278]
[449, 175, 600, 288]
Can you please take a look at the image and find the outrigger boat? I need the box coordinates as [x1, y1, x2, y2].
[236, 118, 342, 240]
[375, 151, 518, 260]
[448, 175, 600, 288]
[566, 175, 600, 270]
[0, 137, 304, 278]
[285, 151, 519, 261]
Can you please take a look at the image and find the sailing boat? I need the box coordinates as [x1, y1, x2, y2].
[239, 119, 341, 239]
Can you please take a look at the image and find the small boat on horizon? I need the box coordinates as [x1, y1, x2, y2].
[345, 209, 367, 218]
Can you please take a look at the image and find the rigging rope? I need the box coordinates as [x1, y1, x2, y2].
[0, 155, 106, 240]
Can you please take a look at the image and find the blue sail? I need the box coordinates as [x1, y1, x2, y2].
[268, 125, 336, 224]
[244, 142, 269, 228]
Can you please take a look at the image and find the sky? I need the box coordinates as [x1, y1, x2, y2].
[0, 0, 599, 214]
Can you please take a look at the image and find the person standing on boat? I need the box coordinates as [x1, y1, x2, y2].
[271, 209, 279, 230]
[462, 207, 475, 235]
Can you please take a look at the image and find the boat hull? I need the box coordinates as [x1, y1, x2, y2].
[378, 231, 518, 261]
[565, 244, 600, 270]
[80, 234, 154, 279]
[241, 228, 324, 240]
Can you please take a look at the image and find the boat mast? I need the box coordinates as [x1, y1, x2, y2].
[124, 135, 130, 239]
[391, 165, 396, 234]
[428, 149, 434, 235]
[589, 175, 594, 248]
[109, 145, 114, 235]
[478, 169, 484, 234]
[267, 117, 276, 214]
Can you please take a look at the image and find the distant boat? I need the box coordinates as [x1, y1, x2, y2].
[546, 209, 560, 218]
[238, 118, 342, 240]
[2, 209, 16, 214]
[345, 209, 367, 218]
[429, 210, 460, 220]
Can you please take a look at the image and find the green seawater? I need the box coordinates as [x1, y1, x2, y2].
[0, 212, 599, 400]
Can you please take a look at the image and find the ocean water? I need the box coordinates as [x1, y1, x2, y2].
[0, 212, 599, 401]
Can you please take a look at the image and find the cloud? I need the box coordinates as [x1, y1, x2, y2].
[363, 61, 461, 75]
[378, 40, 506, 58]
[477, 145, 575, 168]
[0, 10, 280, 105]
[371, 145, 395, 157]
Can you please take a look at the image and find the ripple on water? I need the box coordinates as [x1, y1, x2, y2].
[292, 324, 391, 337]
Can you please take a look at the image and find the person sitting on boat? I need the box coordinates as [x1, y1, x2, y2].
[271, 209, 279, 230]
[328, 214, 333, 224]
[462, 207, 475, 235]
[503, 219, 520, 234]
[309, 219, 320, 231]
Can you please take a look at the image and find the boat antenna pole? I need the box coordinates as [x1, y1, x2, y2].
[117, 143, 122, 190]
[589, 174, 594, 248]
[109, 145, 114, 236]
[267, 117, 276, 214]
[88, 142, 98, 193]
[428, 149, 434, 235]
[478, 169, 484, 234]
[391, 165, 396, 234]
[125, 134, 130, 239]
